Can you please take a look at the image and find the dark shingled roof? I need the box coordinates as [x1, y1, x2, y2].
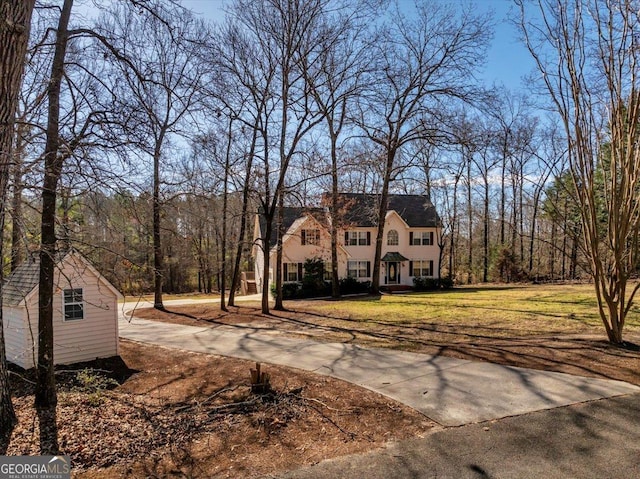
[258, 207, 325, 249]
[332, 193, 441, 228]
[3, 256, 40, 307]
[381, 251, 410, 262]
[257, 194, 441, 251]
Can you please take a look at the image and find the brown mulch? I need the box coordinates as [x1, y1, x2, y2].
[7, 341, 435, 478]
[133, 302, 640, 387]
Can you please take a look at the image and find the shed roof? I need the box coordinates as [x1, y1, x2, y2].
[2, 250, 123, 307]
[3, 256, 40, 307]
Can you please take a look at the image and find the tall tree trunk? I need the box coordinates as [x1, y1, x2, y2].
[153, 132, 165, 310]
[329, 129, 340, 299]
[229, 133, 257, 307]
[274, 192, 285, 310]
[466, 151, 473, 284]
[220, 118, 233, 312]
[483, 176, 489, 282]
[372, 147, 396, 294]
[260, 212, 273, 314]
[10, 128, 26, 271]
[37, 0, 73, 455]
[449, 173, 460, 281]
[0, 0, 35, 453]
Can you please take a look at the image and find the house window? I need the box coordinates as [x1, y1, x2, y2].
[410, 260, 433, 277]
[410, 231, 434, 246]
[63, 288, 84, 321]
[301, 229, 320, 245]
[347, 260, 370, 278]
[387, 229, 399, 246]
[283, 262, 303, 282]
[345, 231, 371, 246]
[323, 262, 333, 281]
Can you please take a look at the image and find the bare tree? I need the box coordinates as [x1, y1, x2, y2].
[37, 0, 75, 455]
[301, 1, 377, 298]
[98, 1, 209, 310]
[355, 2, 492, 293]
[0, 0, 36, 454]
[519, 0, 640, 343]
[227, 0, 325, 313]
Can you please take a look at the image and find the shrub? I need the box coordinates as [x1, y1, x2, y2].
[301, 258, 332, 297]
[413, 276, 453, 291]
[271, 282, 303, 300]
[439, 276, 454, 289]
[74, 368, 119, 406]
[339, 277, 371, 295]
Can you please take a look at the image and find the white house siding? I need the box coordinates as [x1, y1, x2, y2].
[52, 256, 119, 365]
[253, 199, 442, 289]
[269, 216, 348, 284]
[2, 306, 31, 369]
[16, 255, 120, 369]
[340, 213, 441, 287]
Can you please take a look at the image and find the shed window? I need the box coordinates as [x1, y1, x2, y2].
[63, 288, 84, 321]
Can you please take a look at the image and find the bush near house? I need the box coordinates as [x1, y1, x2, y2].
[271, 264, 371, 300]
[338, 277, 371, 295]
[413, 276, 454, 291]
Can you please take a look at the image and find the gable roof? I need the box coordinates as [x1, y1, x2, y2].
[258, 207, 326, 249]
[332, 193, 441, 228]
[3, 250, 123, 307]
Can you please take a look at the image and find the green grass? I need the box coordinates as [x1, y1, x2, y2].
[295, 283, 640, 337]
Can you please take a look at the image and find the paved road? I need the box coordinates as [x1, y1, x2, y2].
[279, 393, 640, 479]
[118, 301, 639, 427]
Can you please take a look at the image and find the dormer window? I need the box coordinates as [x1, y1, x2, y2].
[387, 229, 399, 246]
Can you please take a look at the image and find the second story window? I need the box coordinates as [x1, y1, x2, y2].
[410, 231, 434, 246]
[387, 229, 399, 246]
[301, 229, 320, 245]
[345, 231, 371, 246]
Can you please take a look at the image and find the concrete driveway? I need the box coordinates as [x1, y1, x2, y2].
[118, 299, 639, 427]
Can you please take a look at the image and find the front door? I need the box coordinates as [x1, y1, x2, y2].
[386, 262, 399, 284]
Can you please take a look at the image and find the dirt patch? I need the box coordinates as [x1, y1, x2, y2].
[8, 340, 435, 478]
[133, 303, 640, 386]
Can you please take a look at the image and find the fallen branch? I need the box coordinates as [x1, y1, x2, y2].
[175, 385, 241, 412]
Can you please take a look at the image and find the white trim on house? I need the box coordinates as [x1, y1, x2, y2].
[252, 194, 442, 290]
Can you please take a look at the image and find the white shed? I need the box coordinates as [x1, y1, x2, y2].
[2, 250, 123, 369]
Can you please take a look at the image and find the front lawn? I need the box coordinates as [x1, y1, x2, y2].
[298, 283, 640, 336]
[134, 283, 640, 386]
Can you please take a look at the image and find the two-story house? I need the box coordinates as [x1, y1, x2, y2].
[252, 193, 441, 291]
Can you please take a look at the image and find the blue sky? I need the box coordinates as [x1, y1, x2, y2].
[180, 0, 534, 92]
